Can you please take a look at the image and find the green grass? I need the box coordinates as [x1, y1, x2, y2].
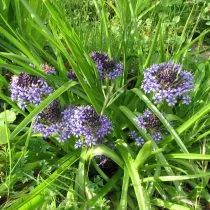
[0, 0, 210, 209]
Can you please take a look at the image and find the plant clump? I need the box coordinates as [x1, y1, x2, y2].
[141, 62, 194, 106]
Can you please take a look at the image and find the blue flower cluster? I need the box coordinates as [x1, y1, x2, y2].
[67, 70, 77, 81]
[33, 104, 112, 148]
[33, 101, 62, 137]
[130, 62, 194, 146]
[60, 105, 112, 148]
[141, 62, 194, 106]
[90, 51, 124, 80]
[135, 109, 162, 142]
[9, 58, 194, 149]
[10, 60, 113, 148]
[129, 130, 145, 146]
[10, 72, 54, 110]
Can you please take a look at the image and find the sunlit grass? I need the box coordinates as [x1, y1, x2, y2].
[0, 0, 209, 209]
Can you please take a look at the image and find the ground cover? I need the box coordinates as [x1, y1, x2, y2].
[0, 0, 209, 209]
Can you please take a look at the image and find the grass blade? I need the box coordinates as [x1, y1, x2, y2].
[152, 198, 191, 210]
[116, 139, 151, 210]
[161, 102, 210, 146]
[6, 152, 79, 210]
[88, 144, 124, 168]
[85, 169, 123, 208]
[167, 153, 210, 160]
[143, 18, 161, 68]
[118, 167, 129, 210]
[135, 141, 152, 169]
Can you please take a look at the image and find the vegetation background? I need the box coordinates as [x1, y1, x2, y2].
[0, 0, 209, 209]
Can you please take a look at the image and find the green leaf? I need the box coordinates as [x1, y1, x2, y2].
[7, 152, 79, 210]
[88, 145, 124, 168]
[86, 169, 123, 208]
[0, 92, 26, 117]
[143, 172, 210, 182]
[0, 110, 16, 125]
[175, 5, 195, 55]
[0, 125, 10, 144]
[161, 102, 210, 145]
[135, 141, 152, 169]
[152, 198, 191, 210]
[143, 18, 161, 68]
[75, 148, 87, 200]
[174, 29, 210, 60]
[116, 139, 151, 210]
[172, 16, 180, 23]
[167, 153, 210, 160]
[118, 167, 129, 210]
[18, 194, 46, 210]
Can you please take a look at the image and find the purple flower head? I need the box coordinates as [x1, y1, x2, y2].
[141, 62, 194, 106]
[90, 51, 124, 80]
[130, 130, 145, 146]
[64, 61, 77, 81]
[32, 104, 112, 146]
[10, 72, 54, 109]
[32, 101, 62, 138]
[68, 105, 112, 148]
[59, 105, 75, 142]
[67, 70, 77, 81]
[74, 140, 83, 149]
[153, 132, 162, 141]
[135, 109, 162, 141]
[33, 104, 74, 142]
[41, 63, 56, 75]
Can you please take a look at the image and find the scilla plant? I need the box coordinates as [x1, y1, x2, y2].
[0, 0, 210, 209]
